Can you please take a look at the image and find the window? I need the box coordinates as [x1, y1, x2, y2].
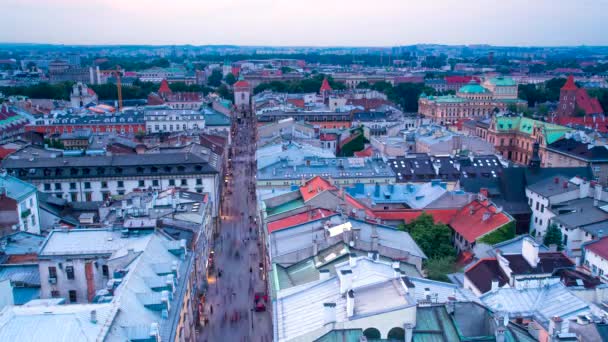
[169, 179, 176, 186]
[70, 193, 78, 201]
[138, 180, 145, 187]
[535, 202, 539, 210]
[51, 290, 60, 298]
[84, 182, 91, 189]
[48, 266, 57, 279]
[31, 215, 36, 227]
[68, 290, 77, 303]
[54, 183, 61, 191]
[66, 266, 75, 280]
[540, 204, 544, 213]
[70, 182, 76, 190]
[102, 265, 109, 278]
[152, 180, 159, 187]
[44, 183, 51, 191]
[196, 179, 202, 185]
[117, 181, 124, 188]
[181, 179, 188, 186]
[101, 181, 108, 189]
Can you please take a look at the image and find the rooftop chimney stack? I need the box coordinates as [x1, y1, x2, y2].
[346, 290, 355, 318]
[323, 303, 337, 326]
[522, 237, 540, 268]
[90, 310, 97, 324]
[549, 316, 563, 337]
[404, 323, 414, 342]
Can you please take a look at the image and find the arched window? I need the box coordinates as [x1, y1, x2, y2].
[363, 328, 381, 340]
[387, 327, 405, 341]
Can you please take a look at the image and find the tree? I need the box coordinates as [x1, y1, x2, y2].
[400, 213, 456, 259]
[543, 224, 564, 251]
[208, 69, 223, 87]
[217, 84, 233, 100]
[537, 104, 549, 116]
[424, 256, 457, 282]
[506, 103, 518, 114]
[224, 73, 237, 86]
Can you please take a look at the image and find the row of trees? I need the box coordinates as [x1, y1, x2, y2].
[253, 74, 346, 94]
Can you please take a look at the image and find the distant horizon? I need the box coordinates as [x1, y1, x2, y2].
[1, 42, 607, 49]
[2, 0, 607, 47]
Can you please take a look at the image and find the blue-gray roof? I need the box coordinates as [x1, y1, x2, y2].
[0, 173, 37, 202]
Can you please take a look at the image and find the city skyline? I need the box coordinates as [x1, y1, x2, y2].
[2, 0, 608, 47]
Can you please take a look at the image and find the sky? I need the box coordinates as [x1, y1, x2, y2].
[1, 0, 607, 46]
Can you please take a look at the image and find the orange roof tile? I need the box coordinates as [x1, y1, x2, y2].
[449, 200, 511, 243]
[158, 79, 172, 94]
[267, 208, 335, 233]
[372, 209, 458, 224]
[299, 176, 337, 202]
[320, 78, 332, 92]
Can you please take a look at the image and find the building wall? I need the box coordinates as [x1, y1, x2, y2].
[463, 275, 483, 297]
[544, 150, 608, 186]
[583, 249, 608, 279]
[38, 257, 108, 303]
[525, 188, 578, 238]
[35, 174, 219, 217]
[16, 192, 41, 234]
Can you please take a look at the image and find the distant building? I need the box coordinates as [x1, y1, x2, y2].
[144, 108, 205, 133]
[0, 172, 41, 235]
[419, 78, 527, 125]
[233, 78, 252, 113]
[544, 137, 608, 185]
[556, 75, 604, 117]
[69, 83, 98, 109]
[147, 79, 204, 110]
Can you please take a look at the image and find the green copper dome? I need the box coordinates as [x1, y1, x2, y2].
[458, 80, 489, 94]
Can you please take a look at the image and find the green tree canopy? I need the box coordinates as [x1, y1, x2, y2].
[543, 224, 564, 251]
[207, 69, 223, 87]
[224, 73, 237, 86]
[400, 213, 456, 259]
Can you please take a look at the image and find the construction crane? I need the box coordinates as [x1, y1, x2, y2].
[99, 65, 123, 111]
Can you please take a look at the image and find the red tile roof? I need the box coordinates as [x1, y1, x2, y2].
[319, 133, 338, 141]
[267, 208, 335, 233]
[550, 116, 608, 132]
[562, 75, 578, 91]
[234, 79, 250, 88]
[372, 209, 458, 225]
[449, 200, 511, 243]
[158, 79, 172, 94]
[354, 146, 373, 157]
[585, 236, 608, 260]
[0, 147, 16, 159]
[344, 193, 376, 218]
[320, 78, 332, 92]
[445, 76, 480, 85]
[299, 176, 337, 202]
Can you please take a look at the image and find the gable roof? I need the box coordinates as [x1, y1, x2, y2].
[267, 209, 336, 233]
[584, 236, 608, 261]
[299, 176, 337, 202]
[449, 200, 512, 243]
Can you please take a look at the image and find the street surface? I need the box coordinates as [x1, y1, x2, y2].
[199, 114, 272, 342]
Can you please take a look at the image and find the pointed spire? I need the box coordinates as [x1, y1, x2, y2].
[528, 142, 541, 169]
[158, 79, 172, 95]
[320, 78, 332, 93]
[562, 75, 578, 91]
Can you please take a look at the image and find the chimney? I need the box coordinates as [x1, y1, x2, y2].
[563, 181, 568, 189]
[482, 212, 491, 222]
[595, 183, 602, 206]
[319, 269, 330, 280]
[349, 253, 357, 268]
[392, 261, 401, 278]
[90, 310, 97, 324]
[323, 303, 337, 325]
[549, 316, 563, 337]
[580, 179, 590, 199]
[340, 269, 353, 294]
[424, 288, 431, 301]
[404, 323, 414, 342]
[554, 177, 559, 184]
[446, 296, 456, 314]
[346, 290, 355, 318]
[491, 279, 499, 291]
[149, 323, 160, 341]
[522, 237, 540, 268]
[480, 188, 489, 199]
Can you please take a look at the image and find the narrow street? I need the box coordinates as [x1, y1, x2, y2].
[199, 114, 272, 342]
